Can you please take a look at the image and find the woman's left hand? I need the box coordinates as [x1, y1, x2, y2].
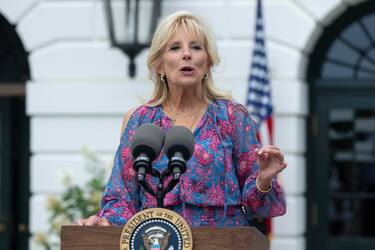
[255, 145, 287, 190]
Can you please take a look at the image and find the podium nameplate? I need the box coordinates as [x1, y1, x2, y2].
[120, 208, 193, 250]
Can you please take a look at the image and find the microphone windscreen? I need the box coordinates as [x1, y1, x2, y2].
[164, 126, 195, 160]
[130, 123, 164, 161]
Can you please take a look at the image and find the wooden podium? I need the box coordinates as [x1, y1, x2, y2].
[61, 225, 269, 250]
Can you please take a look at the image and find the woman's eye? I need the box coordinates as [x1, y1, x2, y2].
[170, 45, 179, 51]
[192, 45, 202, 50]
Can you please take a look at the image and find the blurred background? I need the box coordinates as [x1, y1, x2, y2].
[0, 0, 374, 249]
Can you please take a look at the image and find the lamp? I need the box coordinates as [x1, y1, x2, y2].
[103, 0, 162, 78]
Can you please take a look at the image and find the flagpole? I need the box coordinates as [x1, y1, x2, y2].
[245, 0, 274, 237]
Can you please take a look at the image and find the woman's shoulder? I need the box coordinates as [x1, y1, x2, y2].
[120, 104, 157, 135]
[126, 103, 159, 118]
[214, 98, 249, 115]
[120, 107, 138, 135]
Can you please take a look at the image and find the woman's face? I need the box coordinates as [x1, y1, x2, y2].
[158, 29, 210, 88]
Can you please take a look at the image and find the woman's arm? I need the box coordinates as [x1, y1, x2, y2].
[77, 108, 140, 226]
[98, 107, 141, 225]
[231, 104, 286, 220]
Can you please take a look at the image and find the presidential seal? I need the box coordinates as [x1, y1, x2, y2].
[120, 208, 193, 250]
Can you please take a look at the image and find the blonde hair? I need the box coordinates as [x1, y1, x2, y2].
[146, 11, 231, 106]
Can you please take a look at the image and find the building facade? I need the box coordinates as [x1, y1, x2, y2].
[0, 0, 374, 250]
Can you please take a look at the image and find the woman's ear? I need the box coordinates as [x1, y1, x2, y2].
[206, 58, 212, 70]
[156, 61, 164, 76]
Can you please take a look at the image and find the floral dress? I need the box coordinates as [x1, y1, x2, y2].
[98, 99, 286, 227]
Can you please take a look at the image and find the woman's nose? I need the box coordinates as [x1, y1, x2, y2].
[182, 47, 191, 60]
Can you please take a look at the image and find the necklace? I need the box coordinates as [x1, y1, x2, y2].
[163, 101, 206, 130]
[164, 101, 201, 120]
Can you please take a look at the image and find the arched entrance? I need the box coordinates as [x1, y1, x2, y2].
[0, 13, 30, 250]
[307, 1, 375, 250]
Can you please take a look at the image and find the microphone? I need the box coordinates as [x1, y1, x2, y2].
[163, 126, 195, 180]
[130, 123, 164, 181]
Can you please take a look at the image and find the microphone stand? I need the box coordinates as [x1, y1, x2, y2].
[135, 166, 183, 208]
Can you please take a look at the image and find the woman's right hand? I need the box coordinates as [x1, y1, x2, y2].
[76, 215, 111, 226]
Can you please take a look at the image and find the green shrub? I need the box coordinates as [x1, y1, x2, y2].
[34, 148, 108, 250]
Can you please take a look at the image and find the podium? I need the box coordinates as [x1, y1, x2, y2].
[61, 225, 269, 250]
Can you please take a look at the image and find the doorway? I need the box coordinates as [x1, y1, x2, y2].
[309, 90, 375, 250]
[306, 1, 375, 250]
[0, 13, 30, 250]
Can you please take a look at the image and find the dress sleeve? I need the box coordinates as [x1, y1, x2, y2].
[97, 137, 140, 225]
[231, 104, 286, 220]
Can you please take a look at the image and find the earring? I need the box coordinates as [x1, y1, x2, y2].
[203, 73, 208, 80]
[160, 74, 166, 83]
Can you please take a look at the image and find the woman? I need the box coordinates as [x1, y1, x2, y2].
[77, 11, 286, 227]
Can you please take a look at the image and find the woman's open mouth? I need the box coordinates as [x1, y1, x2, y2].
[180, 66, 194, 76]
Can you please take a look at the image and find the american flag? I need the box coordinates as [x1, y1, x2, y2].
[245, 0, 273, 236]
[246, 0, 273, 145]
